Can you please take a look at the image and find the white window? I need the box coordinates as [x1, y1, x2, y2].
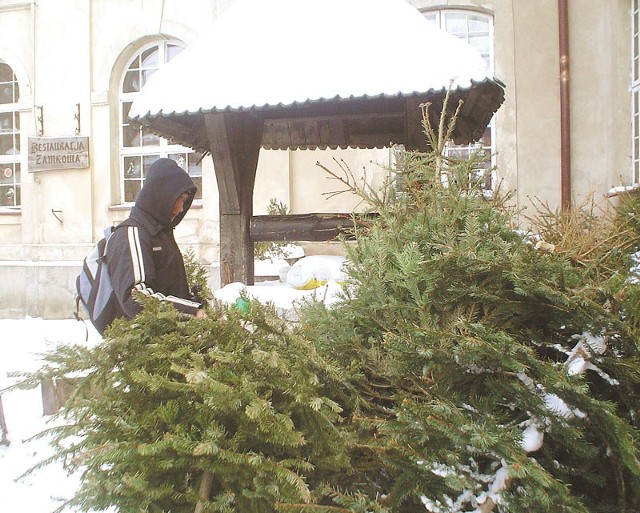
[0, 60, 20, 209]
[119, 41, 203, 204]
[423, 9, 496, 190]
[632, 0, 640, 183]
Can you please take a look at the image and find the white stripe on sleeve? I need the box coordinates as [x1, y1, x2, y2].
[127, 226, 145, 284]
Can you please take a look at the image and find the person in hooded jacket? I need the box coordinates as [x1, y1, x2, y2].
[107, 158, 206, 323]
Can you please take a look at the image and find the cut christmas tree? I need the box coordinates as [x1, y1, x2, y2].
[299, 101, 640, 513]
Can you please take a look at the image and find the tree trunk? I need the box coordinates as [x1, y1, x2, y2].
[194, 470, 214, 513]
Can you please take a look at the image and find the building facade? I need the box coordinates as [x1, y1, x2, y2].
[0, 0, 633, 318]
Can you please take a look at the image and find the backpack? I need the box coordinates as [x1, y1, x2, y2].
[75, 226, 119, 335]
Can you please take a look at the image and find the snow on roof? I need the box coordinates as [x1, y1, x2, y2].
[129, 0, 496, 120]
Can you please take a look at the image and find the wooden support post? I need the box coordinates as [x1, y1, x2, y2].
[0, 394, 9, 445]
[41, 378, 74, 415]
[205, 111, 263, 286]
[41, 379, 60, 415]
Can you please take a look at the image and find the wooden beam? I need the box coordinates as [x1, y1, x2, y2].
[205, 111, 263, 286]
[328, 118, 347, 147]
[347, 133, 401, 148]
[262, 115, 406, 150]
[138, 81, 504, 153]
[262, 111, 405, 125]
[140, 116, 210, 154]
[250, 213, 377, 242]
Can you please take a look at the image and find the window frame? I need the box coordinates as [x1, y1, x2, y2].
[118, 40, 203, 205]
[632, 0, 640, 184]
[0, 59, 21, 211]
[422, 8, 497, 191]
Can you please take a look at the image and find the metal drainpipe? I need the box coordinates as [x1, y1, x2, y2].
[558, 0, 571, 210]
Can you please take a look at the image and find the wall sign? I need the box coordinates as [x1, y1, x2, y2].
[28, 136, 90, 172]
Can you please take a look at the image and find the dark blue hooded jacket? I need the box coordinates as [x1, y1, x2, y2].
[107, 158, 201, 320]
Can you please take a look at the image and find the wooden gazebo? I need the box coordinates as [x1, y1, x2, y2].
[129, 0, 505, 286]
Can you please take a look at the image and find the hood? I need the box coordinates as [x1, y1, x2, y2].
[134, 158, 197, 228]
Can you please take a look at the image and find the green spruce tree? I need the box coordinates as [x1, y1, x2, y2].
[17, 295, 349, 513]
[299, 101, 640, 513]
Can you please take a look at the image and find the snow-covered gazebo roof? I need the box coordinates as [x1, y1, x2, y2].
[130, 0, 505, 152]
[128, 0, 506, 287]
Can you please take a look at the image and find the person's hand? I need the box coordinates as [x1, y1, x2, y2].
[195, 308, 207, 319]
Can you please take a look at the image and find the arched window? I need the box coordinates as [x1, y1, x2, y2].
[119, 41, 203, 204]
[0, 60, 20, 209]
[423, 9, 496, 190]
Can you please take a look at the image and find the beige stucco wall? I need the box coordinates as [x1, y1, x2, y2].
[569, 1, 631, 203]
[0, 0, 634, 318]
[254, 147, 391, 215]
[0, 0, 224, 318]
[412, 0, 632, 215]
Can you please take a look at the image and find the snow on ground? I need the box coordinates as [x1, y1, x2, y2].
[0, 318, 103, 513]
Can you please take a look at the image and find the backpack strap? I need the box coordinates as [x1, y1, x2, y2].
[74, 225, 117, 341]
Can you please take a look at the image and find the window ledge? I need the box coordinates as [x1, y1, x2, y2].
[0, 207, 21, 215]
[108, 203, 134, 212]
[0, 1, 31, 13]
[108, 200, 202, 211]
[607, 185, 640, 198]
